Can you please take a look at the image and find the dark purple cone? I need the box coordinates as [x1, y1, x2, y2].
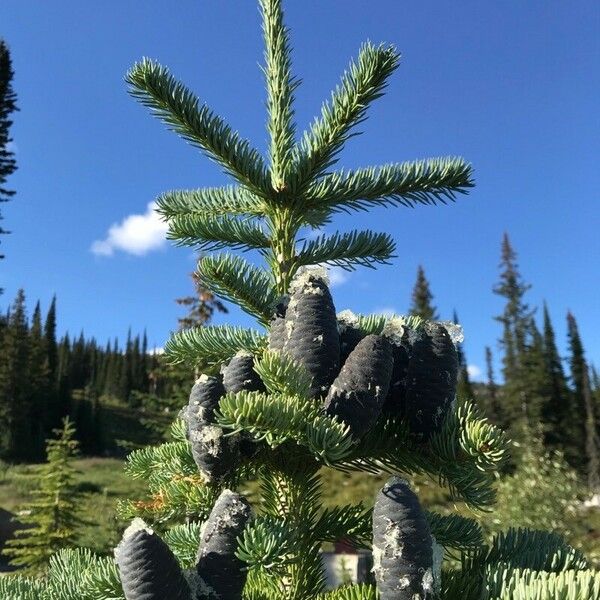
[182, 376, 238, 482]
[381, 336, 411, 418]
[404, 324, 458, 440]
[195, 489, 252, 600]
[283, 273, 340, 398]
[324, 335, 393, 438]
[339, 323, 366, 366]
[183, 375, 225, 426]
[372, 478, 433, 599]
[268, 297, 289, 352]
[222, 353, 265, 394]
[116, 522, 190, 600]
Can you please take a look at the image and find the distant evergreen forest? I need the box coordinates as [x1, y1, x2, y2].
[0, 275, 227, 462]
[1, 236, 599, 488]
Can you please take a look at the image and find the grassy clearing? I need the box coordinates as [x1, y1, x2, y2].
[1, 458, 598, 567]
[0, 458, 145, 556]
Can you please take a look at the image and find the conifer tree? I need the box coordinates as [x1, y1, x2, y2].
[492, 234, 536, 431]
[3, 417, 81, 574]
[567, 311, 600, 488]
[6, 2, 599, 598]
[453, 310, 473, 400]
[29, 301, 50, 458]
[493, 233, 533, 370]
[0, 39, 18, 265]
[409, 265, 438, 320]
[0, 289, 32, 458]
[540, 303, 571, 453]
[44, 295, 60, 428]
[484, 346, 501, 424]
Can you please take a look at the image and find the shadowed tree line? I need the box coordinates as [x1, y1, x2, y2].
[410, 234, 600, 487]
[0, 276, 227, 461]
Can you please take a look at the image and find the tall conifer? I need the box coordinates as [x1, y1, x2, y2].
[29, 301, 49, 457]
[0, 40, 18, 265]
[540, 303, 571, 453]
[493, 234, 536, 430]
[0, 289, 31, 458]
[567, 311, 599, 485]
[409, 265, 438, 320]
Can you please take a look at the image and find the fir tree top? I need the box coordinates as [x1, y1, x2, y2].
[125, 0, 473, 353]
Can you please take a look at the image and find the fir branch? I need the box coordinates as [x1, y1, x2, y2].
[216, 391, 354, 464]
[430, 398, 509, 474]
[306, 157, 474, 214]
[197, 254, 277, 323]
[313, 503, 372, 548]
[126, 58, 270, 195]
[260, 0, 298, 190]
[444, 528, 592, 600]
[163, 521, 203, 568]
[483, 566, 600, 600]
[316, 584, 378, 600]
[295, 230, 395, 271]
[169, 418, 188, 443]
[237, 516, 295, 571]
[0, 577, 44, 600]
[253, 350, 313, 398]
[167, 213, 270, 251]
[425, 511, 484, 553]
[156, 185, 266, 219]
[124, 441, 197, 483]
[165, 325, 267, 370]
[483, 528, 588, 573]
[292, 42, 400, 191]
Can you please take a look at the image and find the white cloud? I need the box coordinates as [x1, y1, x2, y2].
[372, 306, 397, 317]
[467, 364, 483, 381]
[327, 266, 350, 287]
[148, 346, 164, 355]
[91, 201, 168, 257]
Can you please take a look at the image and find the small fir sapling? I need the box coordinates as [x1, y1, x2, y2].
[115, 519, 191, 600]
[405, 323, 459, 440]
[324, 334, 394, 437]
[372, 478, 435, 600]
[194, 489, 252, 600]
[280, 271, 340, 398]
[182, 375, 239, 482]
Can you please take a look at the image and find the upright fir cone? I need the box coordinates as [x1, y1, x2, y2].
[404, 323, 458, 440]
[221, 352, 265, 394]
[382, 335, 411, 418]
[372, 478, 434, 600]
[281, 270, 340, 398]
[324, 334, 394, 438]
[195, 489, 252, 600]
[115, 519, 190, 600]
[337, 311, 367, 365]
[182, 375, 238, 482]
[267, 297, 289, 352]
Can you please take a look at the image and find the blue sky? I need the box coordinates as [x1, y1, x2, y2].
[1, 0, 598, 378]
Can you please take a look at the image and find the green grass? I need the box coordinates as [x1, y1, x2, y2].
[2, 456, 598, 568]
[0, 458, 145, 555]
